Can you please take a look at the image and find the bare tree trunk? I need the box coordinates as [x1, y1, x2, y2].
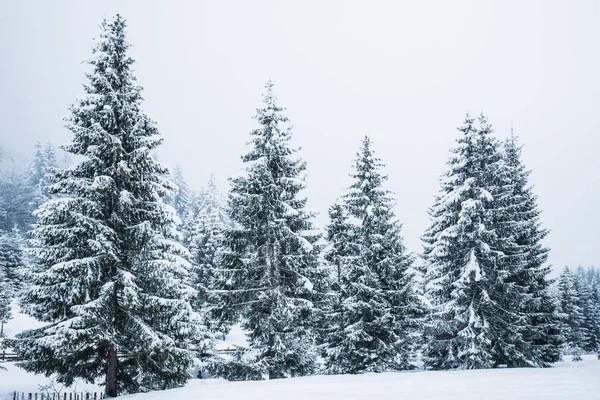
[106, 343, 117, 397]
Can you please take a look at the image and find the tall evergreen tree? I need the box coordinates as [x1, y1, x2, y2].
[321, 202, 354, 349]
[12, 15, 204, 397]
[495, 131, 562, 366]
[0, 158, 34, 231]
[0, 257, 12, 336]
[44, 142, 58, 170]
[188, 175, 231, 336]
[324, 136, 423, 374]
[586, 268, 600, 354]
[213, 81, 327, 380]
[556, 267, 585, 360]
[29, 141, 58, 214]
[166, 164, 192, 221]
[0, 146, 5, 231]
[574, 266, 600, 353]
[0, 191, 6, 233]
[0, 227, 28, 297]
[422, 114, 518, 369]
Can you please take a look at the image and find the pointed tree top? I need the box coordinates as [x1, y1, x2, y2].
[458, 113, 476, 133]
[262, 79, 278, 108]
[505, 127, 521, 145]
[206, 173, 217, 190]
[355, 135, 384, 171]
[98, 13, 128, 40]
[173, 163, 184, 176]
[361, 135, 372, 150]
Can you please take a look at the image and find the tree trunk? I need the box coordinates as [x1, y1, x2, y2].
[106, 343, 117, 397]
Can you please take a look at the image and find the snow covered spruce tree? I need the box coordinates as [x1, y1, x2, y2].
[494, 131, 562, 366]
[0, 254, 12, 336]
[166, 164, 192, 222]
[324, 136, 424, 374]
[187, 175, 232, 336]
[0, 159, 35, 232]
[558, 266, 600, 356]
[213, 81, 327, 380]
[12, 15, 205, 397]
[0, 227, 28, 299]
[573, 267, 600, 353]
[321, 202, 354, 349]
[0, 227, 25, 336]
[29, 141, 58, 214]
[556, 267, 586, 360]
[579, 267, 600, 353]
[422, 114, 520, 369]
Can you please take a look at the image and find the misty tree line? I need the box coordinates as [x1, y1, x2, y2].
[556, 266, 600, 359]
[0, 14, 598, 398]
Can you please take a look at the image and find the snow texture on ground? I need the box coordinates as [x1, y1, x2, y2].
[215, 324, 248, 350]
[119, 355, 600, 400]
[3, 356, 598, 400]
[2, 306, 598, 400]
[0, 363, 102, 400]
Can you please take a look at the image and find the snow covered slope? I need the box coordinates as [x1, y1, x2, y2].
[2, 301, 45, 338]
[120, 356, 597, 400]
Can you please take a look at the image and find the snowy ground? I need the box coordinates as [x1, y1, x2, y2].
[119, 356, 600, 400]
[0, 363, 102, 399]
[2, 305, 599, 399]
[1, 302, 103, 398]
[3, 356, 598, 400]
[214, 324, 248, 351]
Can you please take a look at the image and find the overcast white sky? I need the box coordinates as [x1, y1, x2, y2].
[1, 0, 598, 272]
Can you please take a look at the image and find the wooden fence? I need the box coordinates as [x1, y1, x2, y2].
[0, 352, 23, 362]
[10, 393, 104, 400]
[216, 348, 236, 355]
[3, 348, 236, 362]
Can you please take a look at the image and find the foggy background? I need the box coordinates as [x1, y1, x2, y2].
[1, 0, 598, 272]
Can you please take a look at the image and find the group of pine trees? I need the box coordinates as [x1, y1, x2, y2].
[0, 13, 597, 398]
[0, 141, 59, 232]
[556, 266, 600, 359]
[0, 140, 59, 335]
[421, 115, 563, 369]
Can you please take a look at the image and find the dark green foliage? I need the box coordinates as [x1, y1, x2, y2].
[213, 81, 327, 380]
[324, 136, 424, 374]
[422, 116, 562, 369]
[12, 15, 205, 396]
